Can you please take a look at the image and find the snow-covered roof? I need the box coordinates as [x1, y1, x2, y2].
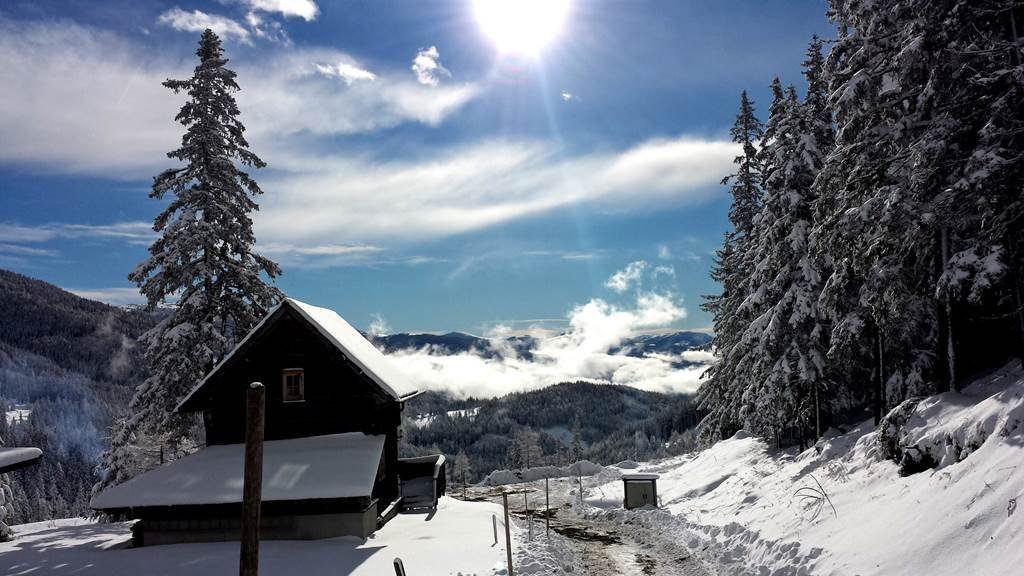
[91, 433, 384, 510]
[622, 473, 659, 481]
[176, 298, 418, 412]
[0, 447, 42, 474]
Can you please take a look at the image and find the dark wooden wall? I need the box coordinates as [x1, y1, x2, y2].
[198, 306, 403, 507]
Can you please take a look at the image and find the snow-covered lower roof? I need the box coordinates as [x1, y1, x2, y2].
[91, 433, 385, 510]
[0, 447, 42, 474]
[176, 298, 418, 413]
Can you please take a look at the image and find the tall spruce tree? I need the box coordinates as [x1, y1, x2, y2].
[96, 29, 281, 491]
[698, 90, 764, 444]
[734, 75, 832, 444]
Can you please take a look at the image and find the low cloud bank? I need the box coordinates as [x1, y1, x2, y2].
[386, 263, 713, 398]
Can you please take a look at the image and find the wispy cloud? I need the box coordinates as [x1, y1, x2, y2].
[158, 8, 253, 45]
[237, 0, 319, 21]
[0, 243, 59, 257]
[0, 19, 481, 175]
[657, 244, 672, 260]
[67, 287, 147, 306]
[411, 46, 451, 86]
[0, 222, 153, 244]
[314, 61, 377, 85]
[257, 137, 735, 247]
[560, 91, 577, 102]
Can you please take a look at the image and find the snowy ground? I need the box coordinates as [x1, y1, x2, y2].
[477, 361, 1024, 575]
[0, 497, 511, 575]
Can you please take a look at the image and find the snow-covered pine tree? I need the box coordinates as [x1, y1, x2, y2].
[734, 77, 830, 444]
[570, 414, 583, 462]
[96, 29, 281, 492]
[453, 450, 472, 494]
[814, 1, 941, 422]
[932, 1, 1024, 373]
[697, 90, 764, 444]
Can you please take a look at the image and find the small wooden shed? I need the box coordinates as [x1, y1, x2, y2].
[622, 473, 659, 509]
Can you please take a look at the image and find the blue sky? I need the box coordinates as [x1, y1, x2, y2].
[0, 0, 833, 335]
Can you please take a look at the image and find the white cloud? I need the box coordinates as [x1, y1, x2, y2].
[314, 61, 377, 85]
[657, 244, 672, 260]
[386, 291, 704, 398]
[0, 243, 58, 257]
[654, 265, 675, 278]
[158, 8, 252, 44]
[0, 19, 481, 175]
[560, 91, 576, 102]
[0, 222, 153, 244]
[411, 46, 451, 87]
[256, 136, 735, 246]
[68, 287, 148, 306]
[240, 0, 319, 21]
[605, 261, 648, 293]
[368, 313, 391, 337]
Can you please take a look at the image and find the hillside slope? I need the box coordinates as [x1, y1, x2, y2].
[581, 362, 1024, 576]
[0, 269, 158, 523]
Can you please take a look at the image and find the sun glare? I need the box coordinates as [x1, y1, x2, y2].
[472, 0, 571, 56]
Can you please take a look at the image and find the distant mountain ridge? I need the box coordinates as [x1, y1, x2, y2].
[370, 329, 712, 359]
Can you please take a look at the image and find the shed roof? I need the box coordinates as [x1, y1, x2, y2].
[622, 473, 660, 481]
[176, 298, 418, 413]
[91, 432, 385, 511]
[0, 447, 42, 474]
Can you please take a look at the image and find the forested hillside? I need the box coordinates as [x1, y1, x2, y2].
[0, 269, 158, 523]
[401, 382, 703, 481]
[700, 5, 1024, 449]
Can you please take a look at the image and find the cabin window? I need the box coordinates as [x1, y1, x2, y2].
[282, 368, 305, 402]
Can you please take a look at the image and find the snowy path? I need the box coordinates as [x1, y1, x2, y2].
[461, 479, 716, 576]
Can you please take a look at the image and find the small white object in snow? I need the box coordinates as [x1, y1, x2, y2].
[91, 432, 384, 510]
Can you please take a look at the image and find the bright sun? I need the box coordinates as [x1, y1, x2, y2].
[472, 0, 571, 56]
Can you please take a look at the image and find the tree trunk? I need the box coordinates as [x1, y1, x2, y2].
[814, 382, 821, 439]
[1015, 269, 1024, 370]
[941, 227, 957, 391]
[875, 331, 885, 425]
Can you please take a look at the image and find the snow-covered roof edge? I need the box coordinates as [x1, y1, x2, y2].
[176, 298, 418, 413]
[0, 447, 43, 474]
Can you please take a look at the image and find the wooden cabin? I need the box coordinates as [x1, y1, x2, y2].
[91, 298, 421, 546]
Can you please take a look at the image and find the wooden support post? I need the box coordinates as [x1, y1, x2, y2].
[545, 476, 550, 537]
[393, 558, 407, 576]
[502, 492, 514, 576]
[523, 490, 527, 513]
[240, 382, 265, 576]
[492, 514, 498, 546]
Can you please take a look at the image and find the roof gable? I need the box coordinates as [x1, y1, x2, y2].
[176, 298, 418, 413]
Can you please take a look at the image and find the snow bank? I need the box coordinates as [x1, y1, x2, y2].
[583, 362, 1024, 576]
[0, 497, 510, 575]
[482, 461, 605, 486]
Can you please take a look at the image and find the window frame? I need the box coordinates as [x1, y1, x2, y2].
[281, 368, 306, 403]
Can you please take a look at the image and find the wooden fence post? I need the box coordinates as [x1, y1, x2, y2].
[240, 382, 265, 576]
[502, 492, 514, 576]
[545, 476, 550, 537]
[492, 514, 498, 546]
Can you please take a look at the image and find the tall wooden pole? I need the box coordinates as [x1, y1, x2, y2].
[240, 382, 265, 576]
[544, 476, 550, 537]
[502, 492, 514, 576]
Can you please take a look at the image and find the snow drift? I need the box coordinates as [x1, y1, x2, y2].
[583, 361, 1024, 576]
